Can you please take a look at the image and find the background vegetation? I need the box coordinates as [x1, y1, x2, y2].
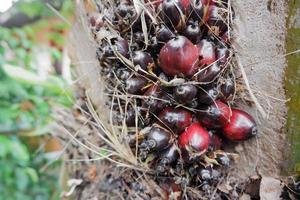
[0, 0, 73, 199]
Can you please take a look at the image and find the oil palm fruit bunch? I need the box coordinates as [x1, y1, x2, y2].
[90, 0, 257, 194]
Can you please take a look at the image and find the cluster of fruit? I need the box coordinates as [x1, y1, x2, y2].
[90, 0, 257, 190]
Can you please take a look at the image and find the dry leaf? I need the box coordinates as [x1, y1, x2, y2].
[259, 177, 283, 200]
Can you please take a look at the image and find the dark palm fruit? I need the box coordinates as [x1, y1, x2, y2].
[221, 30, 229, 44]
[132, 51, 154, 71]
[159, 36, 200, 76]
[116, 68, 131, 81]
[216, 47, 230, 67]
[178, 122, 210, 152]
[173, 84, 198, 104]
[157, 144, 179, 172]
[219, 77, 235, 102]
[222, 109, 257, 141]
[162, 0, 191, 30]
[198, 87, 219, 104]
[207, 5, 227, 36]
[183, 20, 202, 44]
[140, 125, 173, 153]
[196, 62, 221, 83]
[112, 38, 130, 58]
[190, 0, 204, 21]
[216, 154, 230, 166]
[200, 168, 211, 180]
[158, 107, 193, 133]
[199, 100, 231, 128]
[125, 76, 148, 94]
[197, 39, 216, 67]
[156, 24, 176, 42]
[142, 85, 169, 113]
[125, 107, 139, 126]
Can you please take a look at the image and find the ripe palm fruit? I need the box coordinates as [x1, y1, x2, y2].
[159, 36, 200, 76]
[161, 0, 191, 30]
[156, 144, 179, 172]
[197, 39, 216, 66]
[198, 100, 231, 128]
[196, 62, 221, 83]
[183, 20, 202, 44]
[173, 84, 198, 104]
[142, 85, 170, 114]
[222, 109, 257, 141]
[198, 86, 219, 104]
[178, 122, 210, 152]
[140, 125, 174, 159]
[125, 76, 148, 94]
[219, 76, 235, 102]
[156, 24, 176, 42]
[158, 107, 193, 134]
[132, 51, 155, 71]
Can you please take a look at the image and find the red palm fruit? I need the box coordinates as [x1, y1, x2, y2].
[160, 179, 182, 200]
[222, 109, 257, 141]
[219, 77, 235, 102]
[125, 76, 148, 94]
[173, 84, 198, 104]
[142, 85, 169, 113]
[197, 39, 216, 66]
[132, 51, 154, 71]
[198, 87, 219, 104]
[195, 62, 221, 83]
[183, 20, 202, 43]
[162, 0, 191, 30]
[158, 107, 193, 133]
[159, 36, 200, 76]
[198, 100, 231, 128]
[216, 47, 230, 67]
[178, 122, 210, 152]
[140, 125, 174, 152]
[209, 132, 222, 150]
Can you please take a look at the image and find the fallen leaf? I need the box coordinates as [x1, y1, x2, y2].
[259, 176, 283, 200]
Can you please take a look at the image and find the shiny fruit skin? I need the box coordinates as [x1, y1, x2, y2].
[219, 77, 235, 102]
[159, 36, 200, 76]
[156, 24, 175, 42]
[159, 144, 179, 165]
[125, 107, 137, 126]
[162, 0, 191, 30]
[147, 125, 173, 151]
[190, 0, 204, 21]
[183, 20, 202, 44]
[125, 76, 148, 94]
[142, 85, 169, 113]
[207, 5, 227, 36]
[178, 122, 210, 152]
[216, 47, 230, 67]
[114, 38, 130, 58]
[196, 62, 221, 83]
[198, 87, 219, 104]
[132, 51, 154, 71]
[222, 109, 257, 141]
[197, 39, 216, 66]
[158, 107, 193, 133]
[199, 100, 231, 128]
[173, 84, 198, 104]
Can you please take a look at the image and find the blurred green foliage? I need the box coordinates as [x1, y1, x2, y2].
[0, 0, 74, 199]
[0, 135, 61, 200]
